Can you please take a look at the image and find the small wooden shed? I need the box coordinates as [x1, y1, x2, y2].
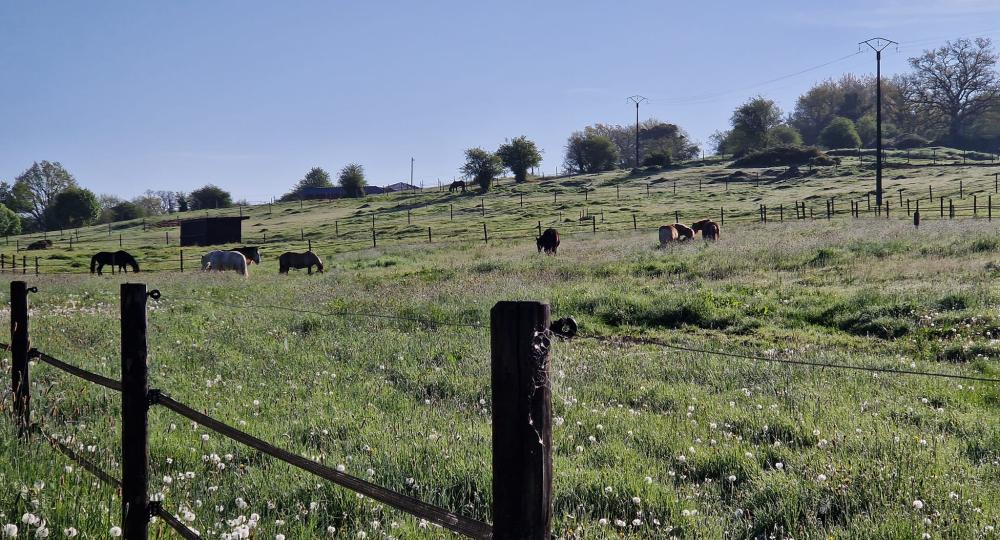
[180, 216, 249, 247]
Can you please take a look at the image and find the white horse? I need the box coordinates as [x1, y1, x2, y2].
[201, 250, 249, 276]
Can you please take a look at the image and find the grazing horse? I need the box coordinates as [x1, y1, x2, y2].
[90, 250, 140, 276]
[658, 225, 679, 245]
[26, 239, 53, 250]
[449, 180, 467, 193]
[233, 246, 261, 265]
[536, 228, 560, 255]
[201, 250, 249, 276]
[674, 223, 695, 241]
[278, 251, 324, 274]
[691, 219, 721, 241]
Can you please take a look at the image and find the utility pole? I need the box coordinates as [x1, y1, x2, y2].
[410, 157, 414, 187]
[627, 95, 648, 168]
[860, 37, 897, 207]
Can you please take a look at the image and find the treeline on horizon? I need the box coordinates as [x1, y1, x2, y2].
[1, 38, 998, 234]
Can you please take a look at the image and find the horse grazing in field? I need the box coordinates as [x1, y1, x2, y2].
[449, 180, 467, 193]
[536, 228, 560, 255]
[691, 219, 720, 241]
[233, 246, 261, 264]
[26, 239, 53, 250]
[674, 223, 695, 241]
[278, 251, 324, 274]
[658, 225, 679, 245]
[201, 250, 249, 276]
[90, 250, 140, 275]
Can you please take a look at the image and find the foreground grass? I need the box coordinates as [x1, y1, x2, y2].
[1, 218, 999, 538]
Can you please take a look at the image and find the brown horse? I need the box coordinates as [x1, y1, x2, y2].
[691, 219, 720, 241]
[449, 180, 467, 193]
[674, 223, 695, 240]
[536, 228, 560, 254]
[278, 251, 324, 274]
[658, 225, 679, 245]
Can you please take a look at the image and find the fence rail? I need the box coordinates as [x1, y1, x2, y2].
[4, 281, 556, 539]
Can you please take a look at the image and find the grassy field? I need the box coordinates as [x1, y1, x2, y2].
[1, 152, 1000, 539]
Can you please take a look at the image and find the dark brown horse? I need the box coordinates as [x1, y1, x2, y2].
[449, 180, 467, 193]
[26, 239, 53, 250]
[536, 228, 560, 254]
[90, 250, 140, 275]
[691, 219, 720, 241]
[278, 251, 324, 274]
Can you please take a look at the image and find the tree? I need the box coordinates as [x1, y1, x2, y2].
[728, 96, 784, 155]
[0, 181, 31, 214]
[44, 188, 100, 229]
[563, 132, 620, 174]
[0, 204, 21, 236]
[768, 125, 804, 146]
[461, 148, 503, 191]
[338, 163, 367, 198]
[901, 38, 1000, 145]
[638, 121, 700, 162]
[187, 185, 233, 210]
[819, 117, 863, 149]
[790, 75, 881, 144]
[11, 161, 78, 226]
[282, 167, 334, 201]
[133, 193, 163, 216]
[496, 136, 542, 183]
[176, 192, 189, 212]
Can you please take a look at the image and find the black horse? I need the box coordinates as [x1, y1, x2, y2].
[233, 246, 261, 265]
[90, 250, 140, 275]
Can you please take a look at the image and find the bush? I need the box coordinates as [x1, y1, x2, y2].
[819, 116, 862, 149]
[892, 133, 931, 149]
[731, 146, 836, 168]
[642, 150, 672, 167]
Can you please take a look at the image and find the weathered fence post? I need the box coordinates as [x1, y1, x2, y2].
[428, 227, 432, 243]
[974, 195, 978, 217]
[940, 197, 945, 218]
[674, 210, 679, 224]
[21, 256, 26, 275]
[616, 185, 620, 200]
[308, 239, 312, 251]
[779, 204, 783, 222]
[949, 199, 955, 219]
[121, 283, 150, 540]
[483, 223, 488, 244]
[10, 281, 30, 438]
[720, 207, 724, 226]
[537, 221, 541, 237]
[989, 195, 992, 221]
[179, 250, 184, 272]
[371, 228, 376, 248]
[632, 213, 637, 230]
[490, 301, 553, 540]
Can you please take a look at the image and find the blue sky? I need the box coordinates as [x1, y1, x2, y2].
[2, 1, 999, 201]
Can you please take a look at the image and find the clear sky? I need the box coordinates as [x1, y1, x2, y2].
[2, 0, 999, 201]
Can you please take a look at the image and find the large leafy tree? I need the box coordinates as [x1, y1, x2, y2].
[187, 185, 233, 210]
[563, 132, 619, 174]
[461, 148, 503, 191]
[282, 167, 334, 200]
[44, 187, 101, 229]
[900, 38, 1000, 145]
[10, 161, 78, 226]
[338, 163, 367, 198]
[730, 96, 784, 153]
[496, 136, 542, 183]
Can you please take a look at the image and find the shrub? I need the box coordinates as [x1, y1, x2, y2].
[892, 133, 931, 149]
[731, 146, 836, 168]
[819, 117, 862, 149]
[642, 150, 672, 167]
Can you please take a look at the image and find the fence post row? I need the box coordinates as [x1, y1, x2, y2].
[10, 281, 31, 438]
[121, 284, 151, 539]
[490, 301, 553, 540]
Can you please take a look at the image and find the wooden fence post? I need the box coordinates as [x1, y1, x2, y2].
[179, 250, 184, 272]
[779, 204, 783, 222]
[674, 210, 679, 224]
[121, 283, 150, 540]
[720, 207, 725, 225]
[490, 301, 553, 540]
[483, 223, 488, 244]
[940, 197, 945, 218]
[450, 204, 454, 221]
[10, 281, 30, 438]
[22, 256, 26, 275]
[974, 195, 978, 217]
[34, 257, 38, 276]
[481, 198, 485, 217]
[989, 195, 992, 221]
[632, 213, 637, 230]
[372, 228, 376, 248]
[428, 227, 432, 243]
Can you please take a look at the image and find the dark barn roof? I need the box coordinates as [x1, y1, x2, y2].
[180, 216, 249, 247]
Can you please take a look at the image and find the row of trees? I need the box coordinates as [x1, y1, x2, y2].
[459, 137, 542, 191]
[0, 161, 239, 233]
[563, 120, 700, 174]
[713, 38, 1000, 156]
[281, 164, 367, 200]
